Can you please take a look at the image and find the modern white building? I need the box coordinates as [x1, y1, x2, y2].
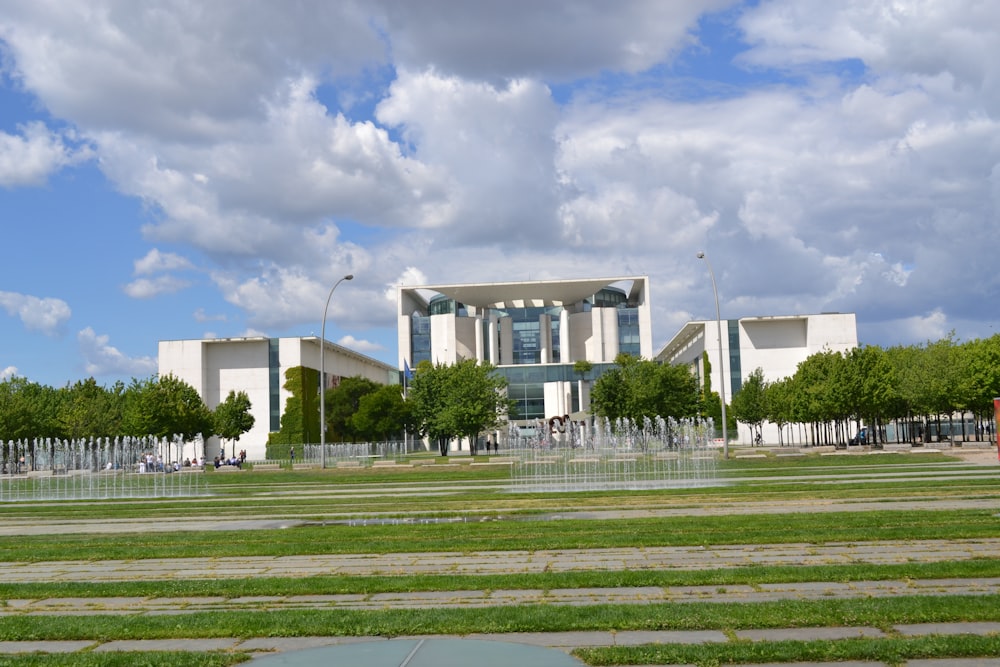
[158, 337, 398, 460]
[656, 313, 858, 445]
[397, 277, 652, 430]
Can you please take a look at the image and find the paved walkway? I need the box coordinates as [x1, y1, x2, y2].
[3, 625, 1000, 665]
[3, 538, 1000, 584]
[1, 455, 997, 664]
[2, 538, 1000, 665]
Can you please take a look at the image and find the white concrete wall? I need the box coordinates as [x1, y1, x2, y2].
[430, 314, 457, 364]
[567, 311, 593, 362]
[453, 316, 478, 362]
[160, 337, 399, 461]
[207, 339, 270, 459]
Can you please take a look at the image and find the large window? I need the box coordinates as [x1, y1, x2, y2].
[496, 305, 563, 365]
[618, 307, 640, 357]
[728, 319, 742, 394]
[410, 314, 431, 365]
[268, 338, 280, 431]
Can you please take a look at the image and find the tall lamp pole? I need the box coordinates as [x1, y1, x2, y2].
[320, 273, 353, 469]
[697, 252, 728, 459]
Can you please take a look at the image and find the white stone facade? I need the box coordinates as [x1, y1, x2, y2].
[397, 277, 653, 434]
[656, 313, 858, 446]
[158, 337, 398, 460]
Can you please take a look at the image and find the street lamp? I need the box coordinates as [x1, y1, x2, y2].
[319, 273, 353, 468]
[697, 252, 728, 459]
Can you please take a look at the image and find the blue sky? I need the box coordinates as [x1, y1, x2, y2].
[2, 1, 999, 389]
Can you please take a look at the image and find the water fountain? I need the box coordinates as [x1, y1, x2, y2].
[1, 435, 208, 501]
[508, 416, 721, 492]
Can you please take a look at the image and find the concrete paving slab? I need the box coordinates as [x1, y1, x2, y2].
[741, 662, 882, 667]
[894, 622, 1000, 637]
[735, 627, 885, 642]
[247, 638, 585, 666]
[906, 660, 1000, 667]
[93, 638, 238, 652]
[237, 636, 378, 652]
[0, 640, 95, 653]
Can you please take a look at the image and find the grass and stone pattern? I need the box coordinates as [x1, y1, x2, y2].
[0, 448, 998, 666]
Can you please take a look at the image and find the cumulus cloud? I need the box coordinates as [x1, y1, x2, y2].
[77, 327, 157, 377]
[379, 0, 734, 80]
[337, 334, 383, 354]
[0, 291, 71, 335]
[1, 0, 998, 361]
[0, 366, 18, 380]
[193, 308, 227, 323]
[133, 249, 195, 275]
[0, 122, 90, 187]
[123, 276, 191, 299]
[0, 2, 385, 137]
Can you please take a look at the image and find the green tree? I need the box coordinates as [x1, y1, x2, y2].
[352, 384, 410, 442]
[325, 376, 379, 443]
[590, 354, 699, 425]
[58, 378, 123, 440]
[958, 334, 1000, 438]
[763, 376, 795, 445]
[269, 366, 319, 447]
[730, 367, 767, 444]
[213, 390, 255, 457]
[408, 360, 511, 456]
[121, 374, 213, 441]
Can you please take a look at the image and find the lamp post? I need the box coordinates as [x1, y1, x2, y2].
[319, 273, 353, 469]
[697, 252, 728, 459]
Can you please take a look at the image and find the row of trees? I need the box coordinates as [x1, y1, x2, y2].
[268, 367, 413, 449]
[7, 332, 997, 456]
[728, 334, 1000, 446]
[0, 375, 254, 454]
[269, 360, 511, 456]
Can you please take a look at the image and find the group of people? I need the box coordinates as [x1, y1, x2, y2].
[136, 453, 202, 473]
[472, 437, 500, 455]
[214, 449, 247, 469]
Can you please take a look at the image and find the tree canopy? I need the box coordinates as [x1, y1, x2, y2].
[407, 359, 512, 456]
[590, 354, 699, 425]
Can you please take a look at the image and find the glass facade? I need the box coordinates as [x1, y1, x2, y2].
[495, 306, 563, 365]
[268, 338, 280, 431]
[404, 283, 642, 422]
[497, 362, 617, 420]
[410, 314, 431, 365]
[618, 307, 640, 357]
[592, 287, 627, 307]
[728, 319, 742, 394]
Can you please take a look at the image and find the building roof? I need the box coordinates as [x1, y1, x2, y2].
[404, 276, 646, 309]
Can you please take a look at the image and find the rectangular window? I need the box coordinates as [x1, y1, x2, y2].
[728, 319, 742, 394]
[268, 338, 280, 432]
[618, 308, 640, 357]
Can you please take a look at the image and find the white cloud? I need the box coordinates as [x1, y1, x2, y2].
[133, 249, 194, 275]
[0, 291, 71, 335]
[380, 0, 734, 80]
[0, 122, 90, 187]
[0, 366, 18, 380]
[1, 0, 998, 359]
[123, 276, 191, 299]
[193, 308, 227, 323]
[377, 70, 561, 245]
[0, 2, 386, 137]
[77, 327, 157, 378]
[337, 335, 383, 354]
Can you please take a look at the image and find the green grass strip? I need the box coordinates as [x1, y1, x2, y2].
[1, 509, 997, 562]
[1, 559, 999, 599]
[1, 595, 998, 641]
[576, 634, 1000, 666]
